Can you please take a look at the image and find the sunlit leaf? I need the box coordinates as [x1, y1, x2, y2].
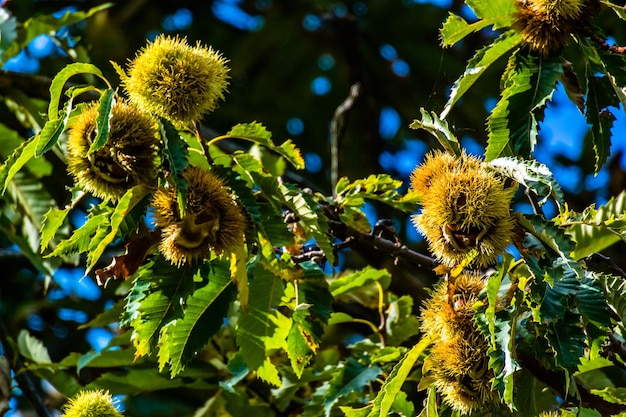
[486, 54, 562, 161]
[367, 335, 433, 417]
[555, 191, 626, 260]
[489, 156, 565, 209]
[40, 207, 70, 252]
[227, 122, 304, 169]
[88, 88, 116, 154]
[236, 263, 286, 373]
[17, 330, 51, 364]
[409, 109, 460, 156]
[129, 257, 196, 357]
[441, 31, 521, 118]
[158, 260, 235, 377]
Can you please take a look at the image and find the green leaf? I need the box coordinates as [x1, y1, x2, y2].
[40, 207, 71, 252]
[280, 182, 335, 265]
[18, 330, 51, 363]
[160, 118, 189, 216]
[385, 295, 420, 346]
[158, 260, 235, 377]
[335, 174, 419, 212]
[236, 263, 286, 372]
[85, 185, 151, 273]
[409, 109, 460, 156]
[287, 265, 333, 377]
[129, 257, 196, 357]
[1, 4, 113, 62]
[88, 88, 116, 154]
[489, 156, 565, 209]
[84, 368, 213, 396]
[486, 54, 562, 161]
[227, 122, 304, 169]
[516, 213, 576, 263]
[367, 335, 433, 417]
[441, 31, 521, 117]
[330, 266, 391, 297]
[321, 358, 381, 417]
[602, 274, 626, 323]
[0, 122, 52, 178]
[586, 75, 615, 173]
[555, 191, 626, 260]
[466, 0, 517, 21]
[46, 62, 109, 121]
[545, 315, 586, 371]
[0, 136, 38, 193]
[475, 308, 519, 407]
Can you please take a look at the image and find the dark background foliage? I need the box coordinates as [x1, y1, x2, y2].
[1, 0, 626, 415]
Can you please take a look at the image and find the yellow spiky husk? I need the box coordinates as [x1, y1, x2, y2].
[67, 100, 159, 201]
[152, 166, 246, 266]
[122, 35, 230, 126]
[513, 0, 600, 56]
[410, 151, 515, 268]
[420, 273, 499, 414]
[61, 390, 122, 417]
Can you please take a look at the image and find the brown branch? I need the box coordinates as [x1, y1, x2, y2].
[585, 29, 626, 54]
[326, 216, 438, 270]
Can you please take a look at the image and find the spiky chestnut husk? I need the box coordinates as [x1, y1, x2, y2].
[513, 0, 601, 56]
[152, 166, 246, 266]
[61, 390, 122, 417]
[420, 273, 499, 414]
[121, 35, 229, 126]
[411, 151, 515, 268]
[67, 100, 159, 201]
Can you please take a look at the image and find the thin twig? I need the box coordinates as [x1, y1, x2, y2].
[330, 83, 360, 198]
[327, 218, 439, 269]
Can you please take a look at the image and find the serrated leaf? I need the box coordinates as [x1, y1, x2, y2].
[227, 122, 304, 169]
[160, 118, 189, 215]
[330, 266, 392, 297]
[602, 274, 626, 323]
[158, 260, 235, 377]
[0, 122, 52, 178]
[367, 335, 433, 417]
[1, 136, 38, 193]
[85, 185, 150, 273]
[129, 257, 196, 357]
[441, 31, 521, 118]
[486, 54, 563, 161]
[287, 266, 333, 377]
[88, 89, 116, 154]
[545, 315, 586, 371]
[475, 308, 519, 407]
[555, 191, 626, 259]
[409, 109, 460, 156]
[321, 358, 381, 417]
[489, 156, 565, 209]
[45, 205, 109, 258]
[40, 207, 70, 252]
[586, 76, 615, 173]
[236, 263, 286, 371]
[516, 213, 576, 263]
[335, 174, 419, 213]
